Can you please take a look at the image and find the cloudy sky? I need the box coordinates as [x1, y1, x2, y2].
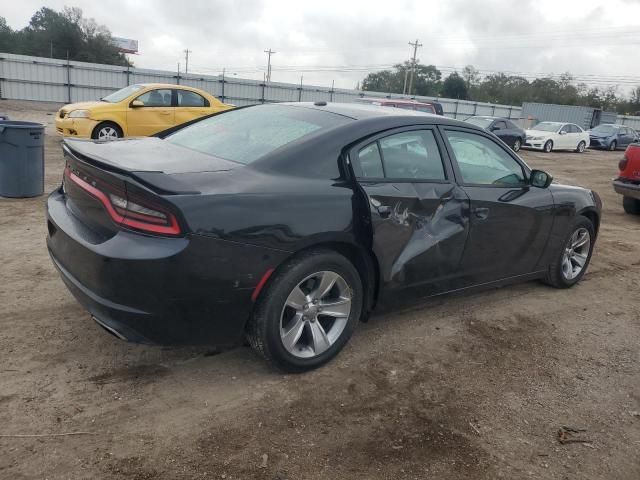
[4, 0, 640, 92]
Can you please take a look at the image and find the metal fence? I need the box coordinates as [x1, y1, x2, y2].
[2, 52, 640, 129]
[0, 52, 522, 120]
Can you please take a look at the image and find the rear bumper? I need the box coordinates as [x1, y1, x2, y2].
[46, 189, 288, 346]
[613, 179, 640, 200]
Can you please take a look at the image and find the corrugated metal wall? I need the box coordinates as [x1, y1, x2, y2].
[0, 52, 524, 121]
[4, 52, 640, 130]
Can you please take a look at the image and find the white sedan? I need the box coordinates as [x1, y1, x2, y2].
[524, 122, 589, 153]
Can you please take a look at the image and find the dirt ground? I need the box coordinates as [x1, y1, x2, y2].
[1, 99, 639, 480]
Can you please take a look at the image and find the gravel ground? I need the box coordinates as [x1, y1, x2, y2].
[1, 99, 639, 480]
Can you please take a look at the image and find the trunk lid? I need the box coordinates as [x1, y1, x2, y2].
[63, 137, 239, 175]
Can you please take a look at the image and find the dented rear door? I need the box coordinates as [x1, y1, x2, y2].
[350, 127, 471, 289]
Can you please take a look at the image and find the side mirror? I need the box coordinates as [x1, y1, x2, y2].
[530, 169, 553, 188]
[559, 131, 567, 135]
[130, 99, 144, 108]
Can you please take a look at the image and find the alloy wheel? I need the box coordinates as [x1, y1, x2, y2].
[97, 126, 119, 140]
[279, 271, 352, 359]
[561, 227, 591, 280]
[513, 139, 521, 152]
[577, 141, 586, 153]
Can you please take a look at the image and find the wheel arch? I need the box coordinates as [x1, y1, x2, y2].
[578, 207, 600, 237]
[252, 240, 380, 320]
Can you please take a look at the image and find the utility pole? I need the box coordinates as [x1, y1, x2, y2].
[264, 48, 276, 82]
[407, 39, 422, 97]
[184, 49, 192, 74]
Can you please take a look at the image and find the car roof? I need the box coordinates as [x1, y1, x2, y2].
[280, 101, 454, 121]
[355, 97, 435, 106]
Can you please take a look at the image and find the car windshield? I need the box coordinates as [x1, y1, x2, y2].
[591, 125, 616, 135]
[465, 117, 494, 128]
[101, 84, 146, 103]
[533, 122, 562, 132]
[165, 104, 351, 164]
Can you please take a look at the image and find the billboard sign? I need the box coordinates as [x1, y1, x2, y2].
[112, 37, 139, 54]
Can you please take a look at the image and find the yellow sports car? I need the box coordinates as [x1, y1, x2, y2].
[55, 83, 233, 140]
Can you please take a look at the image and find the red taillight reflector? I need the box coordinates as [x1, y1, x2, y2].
[251, 268, 274, 302]
[64, 166, 181, 236]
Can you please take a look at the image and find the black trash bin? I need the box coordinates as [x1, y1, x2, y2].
[0, 121, 45, 198]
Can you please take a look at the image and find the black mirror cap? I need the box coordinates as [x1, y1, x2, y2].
[530, 169, 553, 188]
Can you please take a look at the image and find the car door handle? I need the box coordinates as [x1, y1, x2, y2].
[473, 207, 489, 220]
[159, 111, 172, 115]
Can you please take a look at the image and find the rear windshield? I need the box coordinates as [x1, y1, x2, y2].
[165, 104, 351, 164]
[465, 117, 493, 128]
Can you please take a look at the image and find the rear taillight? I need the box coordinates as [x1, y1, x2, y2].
[619, 155, 628, 172]
[64, 165, 181, 236]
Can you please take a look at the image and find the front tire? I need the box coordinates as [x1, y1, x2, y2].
[623, 196, 640, 214]
[513, 138, 522, 152]
[543, 216, 595, 289]
[247, 249, 363, 372]
[609, 140, 617, 151]
[543, 140, 553, 153]
[91, 122, 122, 141]
[576, 141, 586, 153]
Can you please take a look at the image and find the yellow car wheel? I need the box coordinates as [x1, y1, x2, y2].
[92, 122, 123, 141]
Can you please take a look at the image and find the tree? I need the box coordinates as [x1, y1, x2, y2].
[361, 63, 442, 96]
[441, 72, 468, 99]
[0, 7, 129, 66]
[462, 65, 480, 89]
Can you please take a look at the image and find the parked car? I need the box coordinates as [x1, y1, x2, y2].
[55, 83, 233, 140]
[354, 97, 442, 115]
[464, 116, 526, 152]
[588, 124, 638, 151]
[613, 143, 640, 214]
[524, 121, 590, 153]
[46, 102, 601, 372]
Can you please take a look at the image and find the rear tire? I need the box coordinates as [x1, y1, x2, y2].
[91, 122, 122, 141]
[246, 249, 363, 372]
[609, 140, 617, 151]
[543, 140, 553, 153]
[513, 138, 522, 152]
[623, 196, 640, 214]
[576, 141, 586, 153]
[543, 216, 594, 289]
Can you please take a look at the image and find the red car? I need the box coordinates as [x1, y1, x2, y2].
[613, 143, 640, 214]
[354, 97, 442, 115]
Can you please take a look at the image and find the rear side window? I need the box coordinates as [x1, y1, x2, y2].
[355, 130, 446, 181]
[165, 104, 351, 164]
[177, 90, 209, 107]
[445, 130, 525, 186]
[358, 143, 384, 178]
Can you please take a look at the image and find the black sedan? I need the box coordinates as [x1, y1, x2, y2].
[464, 116, 527, 152]
[47, 103, 601, 372]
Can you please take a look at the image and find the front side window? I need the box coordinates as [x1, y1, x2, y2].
[559, 124, 569, 134]
[445, 130, 526, 186]
[177, 90, 209, 107]
[378, 130, 446, 180]
[136, 89, 172, 107]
